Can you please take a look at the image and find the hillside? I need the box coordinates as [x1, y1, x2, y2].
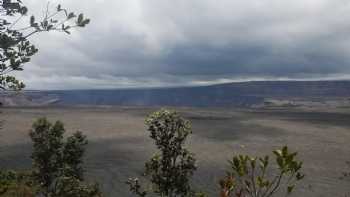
[1, 80, 350, 107]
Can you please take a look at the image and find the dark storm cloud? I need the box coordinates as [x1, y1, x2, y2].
[161, 43, 349, 77]
[12, 0, 350, 89]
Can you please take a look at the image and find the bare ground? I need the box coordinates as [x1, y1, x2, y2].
[0, 107, 349, 196]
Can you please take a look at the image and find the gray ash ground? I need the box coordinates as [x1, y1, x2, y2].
[0, 107, 349, 196]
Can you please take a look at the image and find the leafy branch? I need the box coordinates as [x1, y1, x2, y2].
[0, 0, 90, 91]
[220, 146, 304, 197]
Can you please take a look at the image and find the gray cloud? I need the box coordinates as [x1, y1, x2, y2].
[12, 0, 350, 89]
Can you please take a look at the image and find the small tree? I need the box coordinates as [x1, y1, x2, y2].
[30, 118, 64, 194]
[219, 146, 304, 197]
[127, 109, 197, 197]
[29, 117, 100, 197]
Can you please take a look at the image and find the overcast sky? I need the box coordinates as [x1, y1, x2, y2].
[12, 0, 350, 89]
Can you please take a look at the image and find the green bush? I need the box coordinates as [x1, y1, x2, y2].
[219, 146, 304, 197]
[0, 170, 37, 196]
[29, 118, 101, 197]
[127, 109, 198, 197]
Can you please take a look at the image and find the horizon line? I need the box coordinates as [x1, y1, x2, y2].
[14, 78, 350, 92]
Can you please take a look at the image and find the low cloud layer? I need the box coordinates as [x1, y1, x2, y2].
[12, 0, 350, 89]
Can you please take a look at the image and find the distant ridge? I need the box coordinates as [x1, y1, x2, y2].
[1, 80, 350, 107]
[208, 80, 350, 97]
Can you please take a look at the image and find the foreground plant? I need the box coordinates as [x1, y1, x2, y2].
[0, 170, 37, 196]
[219, 146, 304, 197]
[340, 161, 350, 181]
[127, 109, 198, 197]
[30, 118, 101, 197]
[340, 161, 350, 197]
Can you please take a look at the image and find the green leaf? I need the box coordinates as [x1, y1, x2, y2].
[67, 12, 76, 19]
[273, 150, 282, 157]
[276, 156, 284, 168]
[296, 172, 305, 180]
[82, 19, 90, 26]
[282, 146, 288, 156]
[43, 20, 48, 28]
[47, 25, 53, 30]
[30, 15, 35, 26]
[287, 185, 295, 194]
[78, 13, 84, 24]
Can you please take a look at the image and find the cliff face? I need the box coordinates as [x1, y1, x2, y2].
[0, 91, 59, 106]
[1, 80, 350, 107]
[211, 81, 350, 98]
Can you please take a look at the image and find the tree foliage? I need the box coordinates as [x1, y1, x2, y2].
[29, 118, 100, 197]
[340, 161, 350, 197]
[0, 0, 90, 90]
[127, 109, 197, 197]
[219, 146, 304, 197]
[0, 170, 37, 196]
[340, 161, 350, 181]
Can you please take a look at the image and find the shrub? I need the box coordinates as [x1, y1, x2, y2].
[127, 109, 198, 197]
[0, 170, 37, 196]
[219, 146, 304, 197]
[29, 118, 101, 197]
